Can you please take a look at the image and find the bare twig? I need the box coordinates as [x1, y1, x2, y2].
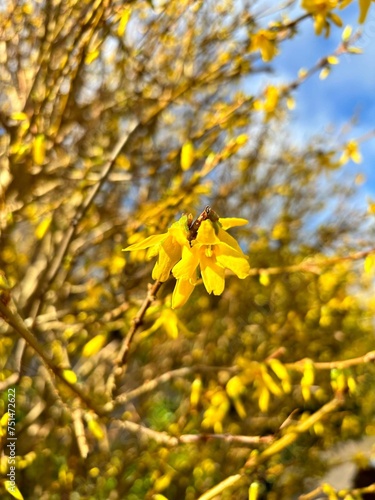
[107, 280, 164, 396]
[286, 350, 375, 371]
[248, 247, 375, 277]
[0, 338, 26, 391]
[178, 433, 274, 446]
[299, 482, 375, 500]
[26, 121, 141, 320]
[72, 406, 89, 459]
[107, 364, 236, 411]
[0, 299, 106, 417]
[197, 398, 343, 500]
[117, 418, 272, 447]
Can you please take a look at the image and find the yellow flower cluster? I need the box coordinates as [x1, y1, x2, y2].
[301, 0, 343, 36]
[123, 211, 250, 308]
[250, 29, 279, 62]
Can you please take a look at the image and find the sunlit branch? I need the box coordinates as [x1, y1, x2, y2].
[286, 351, 375, 372]
[248, 247, 375, 277]
[299, 482, 375, 500]
[117, 418, 272, 447]
[24, 120, 142, 320]
[197, 398, 343, 500]
[0, 299, 105, 417]
[110, 364, 236, 410]
[0, 338, 26, 391]
[72, 406, 89, 460]
[107, 280, 164, 396]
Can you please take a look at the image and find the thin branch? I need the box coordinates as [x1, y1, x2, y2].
[107, 349, 375, 413]
[197, 398, 343, 500]
[286, 350, 375, 372]
[178, 433, 274, 446]
[72, 407, 89, 459]
[109, 365, 236, 411]
[26, 120, 141, 319]
[107, 280, 164, 396]
[0, 338, 26, 391]
[248, 247, 375, 277]
[299, 482, 375, 500]
[0, 299, 106, 417]
[117, 419, 272, 447]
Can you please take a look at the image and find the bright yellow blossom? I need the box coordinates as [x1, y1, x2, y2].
[301, 0, 342, 36]
[340, 140, 362, 165]
[123, 215, 190, 282]
[123, 212, 250, 308]
[172, 219, 250, 308]
[250, 29, 278, 62]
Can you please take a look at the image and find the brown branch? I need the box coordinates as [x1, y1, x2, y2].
[0, 338, 26, 391]
[0, 299, 106, 417]
[299, 482, 375, 500]
[178, 433, 274, 446]
[107, 348, 375, 412]
[117, 419, 272, 447]
[106, 280, 164, 396]
[108, 364, 236, 410]
[197, 398, 343, 500]
[248, 247, 375, 277]
[25, 121, 142, 320]
[72, 406, 89, 459]
[286, 350, 375, 372]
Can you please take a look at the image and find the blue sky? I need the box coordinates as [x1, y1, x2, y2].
[261, 2, 375, 197]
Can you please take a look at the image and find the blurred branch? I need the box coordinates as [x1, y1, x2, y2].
[25, 120, 141, 319]
[110, 364, 236, 410]
[72, 407, 89, 459]
[249, 247, 375, 277]
[0, 299, 106, 417]
[0, 338, 26, 391]
[118, 418, 272, 447]
[197, 398, 343, 500]
[299, 482, 375, 500]
[109, 348, 375, 411]
[286, 350, 375, 371]
[178, 433, 274, 446]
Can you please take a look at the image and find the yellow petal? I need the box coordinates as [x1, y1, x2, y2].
[195, 220, 221, 245]
[219, 217, 248, 230]
[88, 419, 105, 440]
[118, 6, 132, 36]
[217, 228, 243, 253]
[168, 220, 190, 246]
[200, 252, 225, 295]
[180, 140, 195, 171]
[62, 369, 77, 384]
[359, 0, 372, 23]
[342, 25, 352, 42]
[33, 134, 46, 165]
[123, 233, 167, 251]
[5, 482, 24, 500]
[172, 279, 195, 308]
[152, 240, 181, 282]
[172, 245, 199, 280]
[82, 334, 106, 357]
[215, 245, 250, 279]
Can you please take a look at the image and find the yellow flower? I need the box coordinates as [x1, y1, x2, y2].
[172, 218, 250, 308]
[340, 140, 362, 165]
[301, 0, 342, 36]
[123, 211, 250, 309]
[253, 85, 281, 120]
[250, 29, 278, 62]
[123, 215, 190, 282]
